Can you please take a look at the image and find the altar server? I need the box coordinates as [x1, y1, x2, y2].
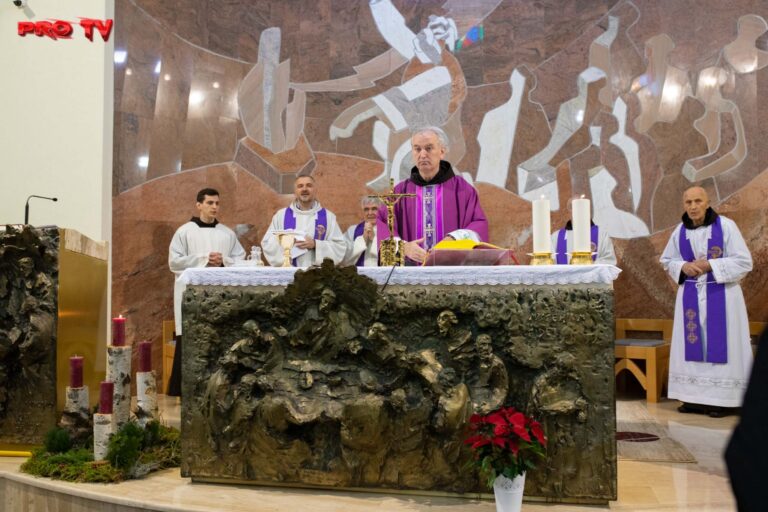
[342, 196, 380, 267]
[660, 186, 753, 417]
[376, 126, 488, 264]
[261, 175, 346, 267]
[168, 188, 245, 395]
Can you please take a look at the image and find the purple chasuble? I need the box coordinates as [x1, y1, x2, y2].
[353, 222, 366, 267]
[376, 175, 488, 260]
[283, 206, 327, 266]
[555, 225, 599, 264]
[678, 216, 727, 364]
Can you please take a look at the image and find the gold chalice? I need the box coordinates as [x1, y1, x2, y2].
[277, 233, 296, 267]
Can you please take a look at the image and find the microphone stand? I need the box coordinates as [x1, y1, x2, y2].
[24, 195, 58, 225]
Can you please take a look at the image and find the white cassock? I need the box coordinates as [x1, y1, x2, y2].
[169, 220, 245, 334]
[550, 227, 617, 265]
[342, 223, 378, 267]
[660, 215, 753, 407]
[261, 201, 346, 267]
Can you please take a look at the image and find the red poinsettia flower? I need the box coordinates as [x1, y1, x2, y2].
[463, 405, 547, 488]
[530, 421, 547, 446]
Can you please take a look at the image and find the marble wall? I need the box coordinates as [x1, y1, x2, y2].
[113, 0, 768, 379]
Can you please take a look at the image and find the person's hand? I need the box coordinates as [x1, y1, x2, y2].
[207, 252, 223, 267]
[363, 222, 375, 243]
[403, 237, 427, 263]
[295, 236, 316, 250]
[682, 262, 702, 277]
[692, 259, 712, 274]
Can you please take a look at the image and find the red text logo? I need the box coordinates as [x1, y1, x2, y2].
[18, 18, 113, 41]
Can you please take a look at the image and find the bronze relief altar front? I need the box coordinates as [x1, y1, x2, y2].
[180, 261, 616, 502]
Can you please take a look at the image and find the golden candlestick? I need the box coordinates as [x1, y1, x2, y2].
[530, 252, 554, 265]
[277, 233, 296, 267]
[368, 179, 416, 266]
[569, 251, 593, 265]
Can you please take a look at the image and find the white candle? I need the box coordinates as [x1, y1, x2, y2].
[532, 197, 551, 253]
[572, 198, 591, 252]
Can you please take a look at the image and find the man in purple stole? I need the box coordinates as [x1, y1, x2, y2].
[261, 176, 346, 267]
[660, 186, 753, 417]
[376, 127, 488, 264]
[551, 196, 616, 265]
[342, 196, 380, 267]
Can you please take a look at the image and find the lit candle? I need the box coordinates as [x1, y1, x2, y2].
[69, 355, 84, 388]
[99, 381, 114, 414]
[138, 340, 152, 372]
[572, 197, 591, 253]
[112, 315, 126, 346]
[532, 196, 551, 253]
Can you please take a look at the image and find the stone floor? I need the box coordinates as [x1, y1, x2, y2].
[0, 394, 739, 511]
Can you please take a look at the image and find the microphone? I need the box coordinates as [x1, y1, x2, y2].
[24, 195, 58, 225]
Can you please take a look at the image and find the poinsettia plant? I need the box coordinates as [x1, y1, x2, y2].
[464, 406, 547, 488]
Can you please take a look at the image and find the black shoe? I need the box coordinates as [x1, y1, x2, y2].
[677, 403, 697, 414]
[707, 407, 728, 418]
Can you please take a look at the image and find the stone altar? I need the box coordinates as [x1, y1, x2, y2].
[179, 261, 619, 502]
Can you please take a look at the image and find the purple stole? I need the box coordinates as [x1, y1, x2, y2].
[283, 206, 327, 266]
[678, 216, 727, 363]
[416, 184, 444, 251]
[353, 222, 366, 267]
[555, 225, 599, 264]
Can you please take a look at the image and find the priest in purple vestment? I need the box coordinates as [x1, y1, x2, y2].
[376, 126, 488, 264]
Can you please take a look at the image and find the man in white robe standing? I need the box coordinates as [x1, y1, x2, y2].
[261, 175, 346, 267]
[342, 196, 380, 267]
[167, 188, 246, 396]
[660, 186, 753, 417]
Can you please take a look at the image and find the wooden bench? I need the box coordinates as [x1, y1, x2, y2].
[615, 318, 672, 403]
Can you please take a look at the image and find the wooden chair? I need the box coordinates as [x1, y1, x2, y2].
[615, 318, 673, 403]
[162, 320, 176, 394]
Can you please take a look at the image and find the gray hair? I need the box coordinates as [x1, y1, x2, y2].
[361, 196, 382, 207]
[412, 126, 449, 150]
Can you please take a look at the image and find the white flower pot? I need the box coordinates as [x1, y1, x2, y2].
[493, 472, 525, 512]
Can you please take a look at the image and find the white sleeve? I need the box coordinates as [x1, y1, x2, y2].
[447, 229, 480, 242]
[168, 226, 208, 273]
[341, 225, 367, 267]
[313, 213, 348, 265]
[222, 231, 246, 267]
[261, 211, 287, 267]
[659, 224, 685, 282]
[596, 231, 617, 265]
[709, 218, 752, 284]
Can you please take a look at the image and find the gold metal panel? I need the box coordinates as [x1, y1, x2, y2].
[56, 229, 108, 412]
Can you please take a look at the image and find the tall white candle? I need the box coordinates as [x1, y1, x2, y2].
[572, 198, 591, 253]
[532, 197, 551, 253]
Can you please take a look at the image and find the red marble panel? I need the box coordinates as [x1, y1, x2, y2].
[621, 93, 663, 229]
[594, 111, 634, 214]
[568, 145, 602, 198]
[647, 96, 709, 231]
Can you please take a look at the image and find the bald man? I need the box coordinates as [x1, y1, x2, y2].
[660, 186, 753, 417]
[261, 175, 346, 267]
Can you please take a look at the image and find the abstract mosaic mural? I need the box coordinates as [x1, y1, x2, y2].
[113, 0, 768, 376]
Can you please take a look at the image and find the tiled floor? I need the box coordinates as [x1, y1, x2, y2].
[0, 395, 740, 511]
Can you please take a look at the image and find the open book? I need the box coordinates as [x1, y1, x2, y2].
[422, 240, 519, 266]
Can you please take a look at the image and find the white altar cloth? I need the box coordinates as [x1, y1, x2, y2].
[180, 265, 621, 287]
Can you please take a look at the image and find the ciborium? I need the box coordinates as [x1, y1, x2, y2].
[277, 233, 296, 267]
